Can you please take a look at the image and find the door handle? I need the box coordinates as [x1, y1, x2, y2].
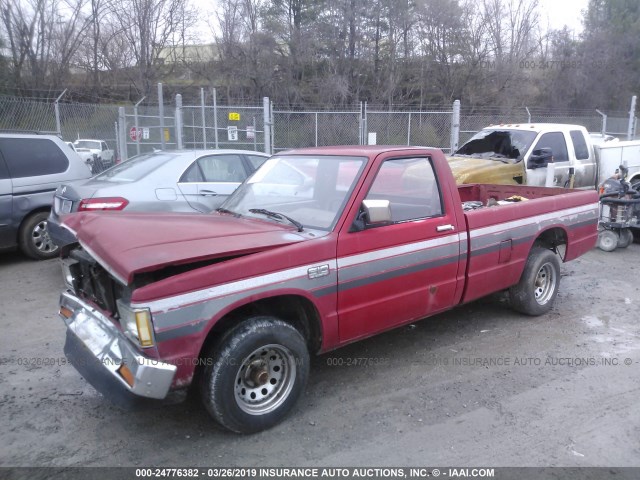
[436, 224, 455, 232]
[199, 190, 218, 197]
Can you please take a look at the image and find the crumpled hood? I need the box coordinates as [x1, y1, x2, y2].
[446, 156, 524, 185]
[62, 212, 305, 284]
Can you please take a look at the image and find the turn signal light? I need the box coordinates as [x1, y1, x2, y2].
[118, 364, 135, 387]
[78, 197, 129, 211]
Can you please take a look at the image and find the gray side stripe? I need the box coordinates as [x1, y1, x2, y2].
[338, 255, 460, 292]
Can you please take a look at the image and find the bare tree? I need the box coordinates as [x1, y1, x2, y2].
[1, 0, 92, 93]
[106, 0, 196, 97]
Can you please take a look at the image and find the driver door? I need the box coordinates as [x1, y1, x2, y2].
[336, 155, 463, 342]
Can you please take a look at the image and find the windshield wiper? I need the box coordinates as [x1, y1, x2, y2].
[249, 208, 304, 232]
[216, 207, 241, 217]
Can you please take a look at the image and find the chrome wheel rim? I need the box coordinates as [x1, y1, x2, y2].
[534, 263, 556, 305]
[234, 344, 296, 415]
[32, 220, 58, 254]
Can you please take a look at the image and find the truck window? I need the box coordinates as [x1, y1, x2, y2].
[532, 132, 569, 163]
[0, 138, 69, 178]
[366, 157, 443, 222]
[570, 130, 589, 160]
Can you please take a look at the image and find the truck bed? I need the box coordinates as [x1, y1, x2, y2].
[457, 184, 599, 304]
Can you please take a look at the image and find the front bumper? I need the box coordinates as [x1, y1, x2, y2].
[60, 291, 176, 400]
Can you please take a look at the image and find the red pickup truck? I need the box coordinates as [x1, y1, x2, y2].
[58, 146, 598, 433]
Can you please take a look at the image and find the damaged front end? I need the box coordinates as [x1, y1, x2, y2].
[59, 243, 177, 401]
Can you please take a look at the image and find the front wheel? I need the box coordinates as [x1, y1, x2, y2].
[200, 316, 309, 433]
[509, 247, 561, 316]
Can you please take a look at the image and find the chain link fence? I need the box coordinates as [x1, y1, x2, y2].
[0, 95, 57, 133]
[1, 94, 637, 161]
[182, 105, 265, 151]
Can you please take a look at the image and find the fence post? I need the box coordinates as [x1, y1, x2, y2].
[134, 96, 145, 156]
[200, 88, 207, 149]
[118, 107, 128, 162]
[213, 88, 219, 149]
[158, 83, 165, 149]
[114, 122, 119, 162]
[407, 112, 412, 145]
[596, 109, 607, 136]
[315, 112, 318, 147]
[263, 97, 272, 154]
[628, 95, 637, 141]
[359, 101, 368, 145]
[525, 107, 531, 123]
[271, 100, 275, 152]
[450, 99, 461, 153]
[359, 102, 363, 145]
[54, 89, 67, 136]
[175, 94, 183, 149]
[253, 116, 257, 151]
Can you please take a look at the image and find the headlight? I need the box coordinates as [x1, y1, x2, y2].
[117, 300, 154, 348]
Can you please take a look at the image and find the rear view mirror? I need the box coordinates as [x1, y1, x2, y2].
[528, 148, 553, 169]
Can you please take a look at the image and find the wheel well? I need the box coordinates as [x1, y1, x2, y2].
[532, 227, 567, 259]
[198, 295, 323, 364]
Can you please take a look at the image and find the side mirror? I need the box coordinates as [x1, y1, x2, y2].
[527, 148, 553, 169]
[362, 199, 391, 225]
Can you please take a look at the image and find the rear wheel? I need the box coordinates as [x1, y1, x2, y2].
[19, 211, 59, 260]
[617, 229, 633, 249]
[597, 230, 618, 252]
[200, 316, 309, 433]
[509, 247, 561, 316]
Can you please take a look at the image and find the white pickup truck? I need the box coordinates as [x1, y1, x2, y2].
[449, 124, 640, 190]
[72, 139, 115, 173]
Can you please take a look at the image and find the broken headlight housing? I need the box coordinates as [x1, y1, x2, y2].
[117, 300, 155, 348]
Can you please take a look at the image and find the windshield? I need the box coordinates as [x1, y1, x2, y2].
[94, 152, 175, 182]
[74, 140, 101, 150]
[454, 129, 537, 161]
[221, 155, 367, 231]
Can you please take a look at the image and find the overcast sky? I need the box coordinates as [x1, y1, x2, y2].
[538, 0, 589, 34]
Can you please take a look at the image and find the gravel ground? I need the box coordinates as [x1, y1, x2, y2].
[0, 244, 639, 468]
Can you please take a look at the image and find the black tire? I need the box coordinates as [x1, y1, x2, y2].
[597, 230, 618, 252]
[617, 229, 633, 249]
[509, 247, 561, 316]
[19, 211, 59, 260]
[200, 316, 309, 433]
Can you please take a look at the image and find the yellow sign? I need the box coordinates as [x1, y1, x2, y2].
[228, 112, 240, 121]
[164, 128, 170, 142]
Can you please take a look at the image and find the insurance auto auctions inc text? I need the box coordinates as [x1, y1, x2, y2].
[255, 468, 495, 478]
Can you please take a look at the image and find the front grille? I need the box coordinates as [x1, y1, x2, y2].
[68, 248, 121, 316]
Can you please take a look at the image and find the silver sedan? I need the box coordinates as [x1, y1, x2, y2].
[47, 149, 269, 246]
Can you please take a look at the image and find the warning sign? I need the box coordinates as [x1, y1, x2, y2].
[228, 112, 240, 121]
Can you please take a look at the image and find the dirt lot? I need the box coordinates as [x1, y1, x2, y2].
[1, 244, 639, 468]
